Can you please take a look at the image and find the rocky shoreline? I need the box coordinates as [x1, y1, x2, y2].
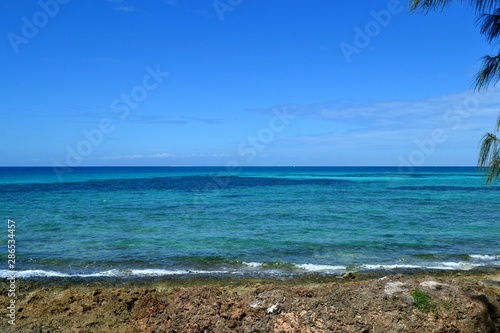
[1, 270, 499, 332]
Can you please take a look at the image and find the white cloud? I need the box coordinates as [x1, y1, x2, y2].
[247, 88, 500, 165]
[113, 5, 136, 12]
[252, 88, 500, 132]
[101, 153, 176, 160]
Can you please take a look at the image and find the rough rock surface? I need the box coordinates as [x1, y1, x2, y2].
[1, 272, 499, 332]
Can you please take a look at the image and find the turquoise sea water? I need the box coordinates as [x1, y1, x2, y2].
[0, 166, 499, 278]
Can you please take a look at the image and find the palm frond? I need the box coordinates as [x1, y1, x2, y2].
[472, 0, 498, 12]
[486, 155, 500, 183]
[411, 0, 498, 13]
[478, 132, 497, 167]
[411, 0, 500, 183]
[411, 0, 454, 12]
[474, 54, 500, 89]
[478, 131, 500, 183]
[477, 9, 500, 42]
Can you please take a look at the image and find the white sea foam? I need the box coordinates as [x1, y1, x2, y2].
[129, 269, 228, 276]
[0, 268, 229, 278]
[129, 269, 190, 276]
[242, 262, 263, 268]
[470, 254, 499, 260]
[1, 258, 498, 279]
[0, 270, 70, 278]
[75, 269, 123, 277]
[437, 262, 475, 269]
[362, 264, 422, 270]
[0, 269, 122, 278]
[362, 261, 483, 271]
[295, 264, 346, 272]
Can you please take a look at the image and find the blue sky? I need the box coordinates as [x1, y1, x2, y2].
[1, 0, 499, 167]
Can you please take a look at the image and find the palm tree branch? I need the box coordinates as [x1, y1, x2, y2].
[478, 131, 500, 184]
[411, 0, 498, 13]
[478, 132, 498, 167]
[486, 155, 500, 183]
[474, 54, 500, 89]
[410, 0, 500, 183]
[477, 9, 500, 42]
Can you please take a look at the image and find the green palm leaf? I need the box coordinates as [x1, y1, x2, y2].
[478, 115, 500, 183]
[411, 0, 500, 183]
[477, 9, 500, 42]
[411, 0, 498, 13]
[474, 54, 500, 89]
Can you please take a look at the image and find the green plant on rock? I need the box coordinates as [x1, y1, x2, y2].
[412, 289, 436, 313]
